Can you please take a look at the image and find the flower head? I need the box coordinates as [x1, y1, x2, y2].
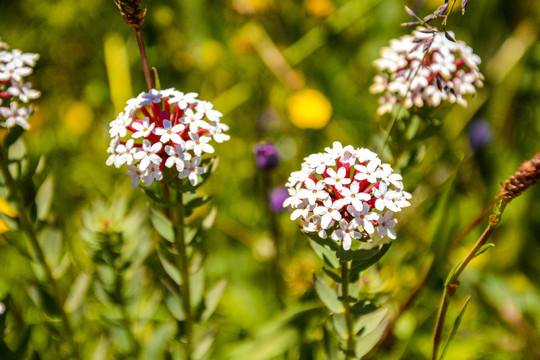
[370, 27, 484, 115]
[285, 142, 411, 250]
[0, 42, 40, 130]
[106, 88, 229, 187]
[254, 141, 280, 170]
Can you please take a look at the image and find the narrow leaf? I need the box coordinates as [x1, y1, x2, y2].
[150, 209, 174, 242]
[185, 196, 212, 217]
[314, 275, 343, 314]
[473, 243, 495, 259]
[323, 267, 342, 283]
[309, 239, 339, 268]
[439, 296, 471, 360]
[157, 250, 181, 285]
[201, 279, 227, 322]
[65, 272, 91, 313]
[35, 176, 53, 221]
[165, 293, 185, 321]
[350, 244, 390, 282]
[350, 300, 378, 316]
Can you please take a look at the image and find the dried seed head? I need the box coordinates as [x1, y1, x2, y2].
[114, 0, 146, 31]
[500, 152, 540, 200]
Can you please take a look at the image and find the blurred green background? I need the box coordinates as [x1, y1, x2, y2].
[1, 0, 540, 358]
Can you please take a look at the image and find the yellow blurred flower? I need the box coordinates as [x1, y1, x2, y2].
[284, 254, 318, 296]
[304, 0, 334, 18]
[232, 0, 273, 15]
[62, 101, 93, 135]
[287, 89, 332, 129]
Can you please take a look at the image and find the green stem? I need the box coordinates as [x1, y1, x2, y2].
[0, 143, 81, 359]
[262, 172, 285, 308]
[134, 29, 154, 91]
[174, 190, 193, 360]
[431, 198, 508, 360]
[341, 261, 354, 359]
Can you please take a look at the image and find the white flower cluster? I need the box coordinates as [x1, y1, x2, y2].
[0, 41, 40, 129]
[285, 142, 411, 250]
[370, 27, 484, 116]
[107, 88, 230, 188]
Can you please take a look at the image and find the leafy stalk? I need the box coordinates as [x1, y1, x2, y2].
[174, 189, 193, 360]
[0, 143, 81, 359]
[432, 151, 540, 359]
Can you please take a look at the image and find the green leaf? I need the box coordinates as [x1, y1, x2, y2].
[157, 249, 181, 285]
[150, 209, 174, 243]
[165, 293, 185, 321]
[141, 322, 176, 359]
[336, 249, 353, 261]
[323, 267, 342, 283]
[65, 272, 91, 313]
[35, 176, 53, 221]
[4, 126, 24, 148]
[185, 196, 212, 217]
[350, 244, 391, 282]
[350, 300, 378, 316]
[444, 260, 462, 287]
[307, 231, 339, 251]
[473, 243, 495, 259]
[309, 239, 339, 269]
[201, 279, 227, 322]
[439, 296, 471, 360]
[193, 330, 215, 360]
[141, 188, 180, 207]
[190, 266, 205, 310]
[331, 314, 347, 340]
[314, 275, 343, 314]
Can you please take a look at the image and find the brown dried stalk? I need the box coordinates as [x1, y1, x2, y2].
[113, 0, 147, 31]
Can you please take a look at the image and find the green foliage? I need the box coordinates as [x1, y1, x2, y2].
[0, 0, 539, 358]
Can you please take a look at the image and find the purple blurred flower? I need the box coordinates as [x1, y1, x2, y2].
[269, 186, 289, 213]
[254, 141, 280, 170]
[468, 119, 493, 150]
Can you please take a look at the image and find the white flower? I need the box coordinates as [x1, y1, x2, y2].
[0, 102, 30, 129]
[179, 156, 206, 186]
[331, 219, 363, 250]
[377, 211, 397, 239]
[126, 164, 144, 188]
[154, 119, 185, 144]
[339, 181, 370, 210]
[138, 89, 163, 106]
[7, 81, 40, 103]
[164, 143, 191, 171]
[371, 27, 484, 115]
[133, 139, 162, 171]
[182, 108, 210, 133]
[302, 215, 328, 239]
[313, 198, 344, 229]
[107, 88, 228, 187]
[285, 142, 411, 247]
[114, 139, 137, 168]
[185, 132, 214, 156]
[323, 166, 351, 191]
[109, 112, 131, 138]
[168, 92, 198, 109]
[131, 117, 155, 138]
[347, 204, 378, 234]
[297, 178, 329, 205]
[0, 61, 32, 82]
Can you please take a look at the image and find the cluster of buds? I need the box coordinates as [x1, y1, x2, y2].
[106, 88, 230, 188]
[285, 142, 411, 250]
[370, 27, 484, 116]
[0, 40, 40, 130]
